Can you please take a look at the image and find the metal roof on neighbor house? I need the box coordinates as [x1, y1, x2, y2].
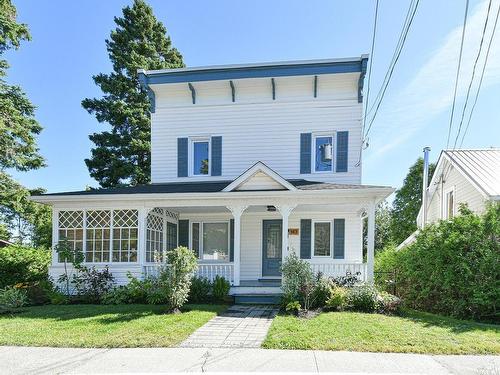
[34, 179, 390, 197]
[443, 149, 500, 198]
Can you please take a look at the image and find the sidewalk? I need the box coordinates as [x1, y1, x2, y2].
[1, 346, 498, 374]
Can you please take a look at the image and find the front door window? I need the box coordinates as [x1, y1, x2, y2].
[262, 220, 282, 277]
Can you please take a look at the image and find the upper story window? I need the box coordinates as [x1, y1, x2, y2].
[314, 134, 334, 172]
[191, 138, 210, 176]
[444, 188, 455, 219]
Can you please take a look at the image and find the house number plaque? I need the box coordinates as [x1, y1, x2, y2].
[288, 228, 299, 235]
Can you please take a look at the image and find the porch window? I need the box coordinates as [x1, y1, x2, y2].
[146, 212, 164, 263]
[191, 138, 210, 176]
[112, 210, 138, 262]
[313, 221, 331, 257]
[86, 210, 111, 263]
[58, 211, 84, 262]
[314, 135, 333, 172]
[166, 222, 178, 251]
[191, 222, 229, 261]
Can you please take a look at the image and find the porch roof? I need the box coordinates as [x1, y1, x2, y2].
[33, 179, 390, 197]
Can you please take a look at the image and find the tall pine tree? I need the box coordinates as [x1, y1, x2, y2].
[0, 0, 51, 247]
[82, 0, 184, 187]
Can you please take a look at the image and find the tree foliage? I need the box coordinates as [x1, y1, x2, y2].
[0, 0, 50, 246]
[363, 200, 393, 255]
[376, 203, 500, 322]
[390, 157, 435, 245]
[82, 0, 184, 187]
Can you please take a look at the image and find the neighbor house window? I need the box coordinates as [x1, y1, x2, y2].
[313, 221, 331, 257]
[112, 210, 138, 262]
[86, 210, 111, 263]
[58, 210, 84, 262]
[314, 135, 333, 172]
[191, 138, 210, 175]
[445, 189, 455, 219]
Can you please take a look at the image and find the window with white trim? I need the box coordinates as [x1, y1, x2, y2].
[191, 221, 229, 261]
[86, 210, 111, 262]
[445, 188, 455, 219]
[190, 138, 210, 176]
[112, 210, 138, 262]
[58, 211, 84, 262]
[313, 221, 331, 257]
[146, 211, 164, 263]
[313, 133, 334, 172]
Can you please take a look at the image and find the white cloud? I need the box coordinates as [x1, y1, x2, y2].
[366, 0, 500, 159]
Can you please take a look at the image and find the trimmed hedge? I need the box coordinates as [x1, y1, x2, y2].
[0, 245, 51, 288]
[376, 203, 499, 322]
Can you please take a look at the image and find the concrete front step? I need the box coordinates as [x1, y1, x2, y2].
[234, 294, 282, 305]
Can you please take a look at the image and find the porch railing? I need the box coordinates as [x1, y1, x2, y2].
[143, 263, 234, 285]
[311, 262, 367, 282]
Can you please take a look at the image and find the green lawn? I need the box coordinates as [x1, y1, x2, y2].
[263, 309, 500, 354]
[0, 304, 226, 348]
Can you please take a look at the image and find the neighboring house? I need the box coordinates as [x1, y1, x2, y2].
[32, 57, 393, 299]
[417, 148, 500, 227]
[0, 239, 13, 249]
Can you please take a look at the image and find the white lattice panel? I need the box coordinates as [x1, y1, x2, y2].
[58, 211, 84, 228]
[147, 213, 164, 232]
[152, 207, 163, 216]
[113, 210, 138, 228]
[86, 210, 111, 228]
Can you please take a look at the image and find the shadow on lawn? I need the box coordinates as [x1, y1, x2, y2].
[399, 309, 500, 334]
[5, 304, 226, 324]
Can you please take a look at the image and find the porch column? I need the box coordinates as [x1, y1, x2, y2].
[137, 207, 149, 268]
[367, 200, 376, 283]
[227, 205, 248, 286]
[277, 205, 296, 264]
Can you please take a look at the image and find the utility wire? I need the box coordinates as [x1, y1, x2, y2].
[446, 0, 470, 149]
[364, 0, 420, 140]
[460, 1, 500, 147]
[452, 0, 493, 149]
[364, 0, 416, 120]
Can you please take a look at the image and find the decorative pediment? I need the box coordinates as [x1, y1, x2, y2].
[223, 162, 297, 192]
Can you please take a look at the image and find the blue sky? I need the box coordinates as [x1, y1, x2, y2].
[6, 0, 500, 193]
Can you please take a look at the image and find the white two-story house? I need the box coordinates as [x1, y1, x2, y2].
[33, 56, 393, 300]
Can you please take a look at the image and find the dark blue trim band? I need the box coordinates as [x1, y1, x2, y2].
[143, 60, 365, 85]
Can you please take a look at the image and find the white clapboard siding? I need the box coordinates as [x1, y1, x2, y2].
[427, 161, 488, 223]
[150, 72, 362, 185]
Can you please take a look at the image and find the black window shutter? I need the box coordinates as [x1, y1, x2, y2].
[300, 133, 312, 174]
[178, 219, 189, 247]
[177, 138, 188, 177]
[300, 219, 312, 259]
[229, 219, 234, 262]
[211, 136, 222, 176]
[336, 131, 348, 172]
[333, 219, 345, 259]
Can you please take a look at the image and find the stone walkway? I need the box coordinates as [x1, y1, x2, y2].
[180, 304, 278, 348]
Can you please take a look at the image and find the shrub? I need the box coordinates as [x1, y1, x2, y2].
[281, 253, 315, 308]
[212, 275, 230, 302]
[377, 291, 402, 315]
[71, 266, 114, 303]
[285, 301, 301, 315]
[331, 271, 362, 288]
[189, 276, 212, 303]
[0, 245, 50, 288]
[158, 246, 198, 312]
[375, 203, 500, 322]
[14, 280, 55, 305]
[0, 286, 28, 311]
[311, 273, 333, 308]
[347, 284, 378, 313]
[325, 286, 348, 311]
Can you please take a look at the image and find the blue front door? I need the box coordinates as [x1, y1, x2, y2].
[262, 219, 282, 277]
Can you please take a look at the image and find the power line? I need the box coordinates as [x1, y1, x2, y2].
[364, 0, 420, 140]
[460, 1, 500, 148]
[364, 0, 416, 120]
[452, 0, 493, 149]
[446, 0, 470, 149]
